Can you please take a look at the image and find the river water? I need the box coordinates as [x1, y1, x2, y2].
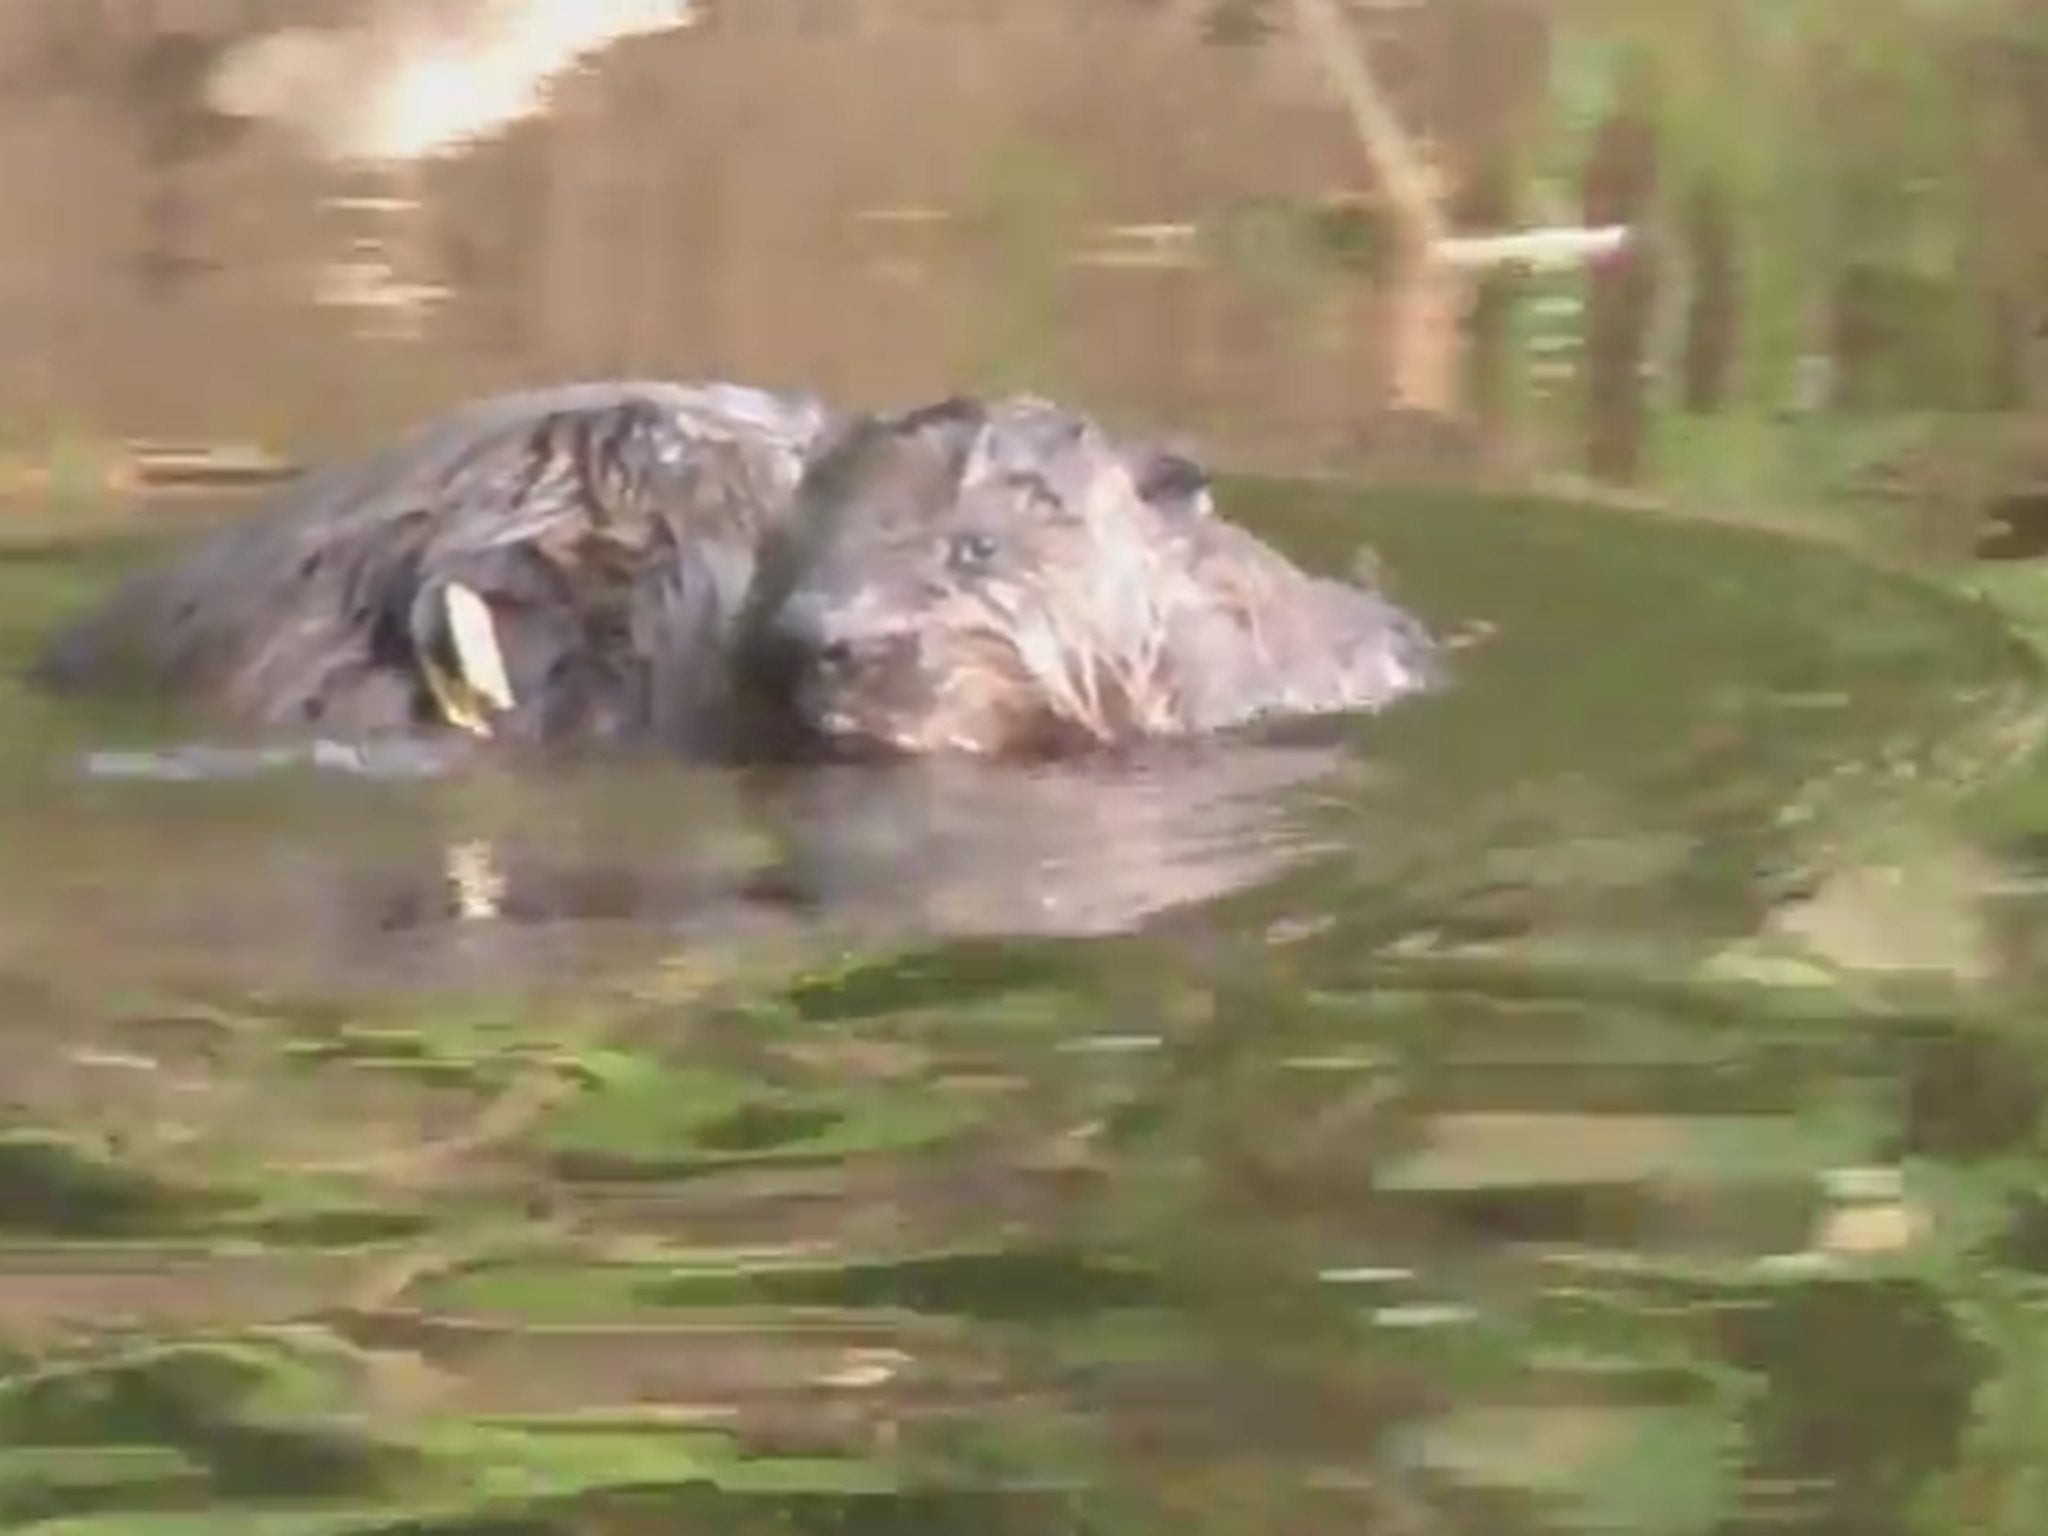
[4, 480, 2047, 1534]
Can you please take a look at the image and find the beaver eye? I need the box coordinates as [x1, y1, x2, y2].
[947, 530, 1000, 574]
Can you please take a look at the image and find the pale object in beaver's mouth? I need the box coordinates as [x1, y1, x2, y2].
[416, 581, 518, 740]
[443, 581, 519, 724]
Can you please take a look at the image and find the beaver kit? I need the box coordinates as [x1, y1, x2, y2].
[34, 383, 1442, 759]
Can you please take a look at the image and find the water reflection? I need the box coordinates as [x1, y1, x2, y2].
[21, 488, 2037, 985]
[204, 0, 699, 168]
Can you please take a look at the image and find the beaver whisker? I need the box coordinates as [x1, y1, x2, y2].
[952, 559, 1172, 746]
[964, 605, 1102, 743]
[1029, 563, 1182, 741]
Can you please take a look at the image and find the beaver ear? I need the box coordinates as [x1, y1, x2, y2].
[885, 396, 990, 457]
[1124, 447, 1214, 520]
[796, 397, 988, 521]
[829, 396, 988, 487]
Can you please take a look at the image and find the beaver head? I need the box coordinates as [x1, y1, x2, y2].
[737, 396, 1440, 758]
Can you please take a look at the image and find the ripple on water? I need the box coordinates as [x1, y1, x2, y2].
[0, 488, 2041, 1533]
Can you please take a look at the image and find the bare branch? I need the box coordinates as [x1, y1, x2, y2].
[1287, 0, 1449, 250]
[1288, 0, 1634, 276]
[1437, 226, 1633, 270]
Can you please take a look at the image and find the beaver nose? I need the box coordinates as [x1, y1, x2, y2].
[759, 591, 899, 680]
[766, 592, 847, 663]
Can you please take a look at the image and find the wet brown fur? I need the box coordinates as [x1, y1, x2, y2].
[737, 396, 1438, 757]
[37, 386, 1439, 758]
[36, 381, 837, 748]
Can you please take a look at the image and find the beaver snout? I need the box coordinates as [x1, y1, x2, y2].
[743, 587, 927, 736]
[756, 590, 907, 674]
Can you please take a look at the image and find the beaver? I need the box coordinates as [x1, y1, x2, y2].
[735, 394, 1441, 757]
[36, 385, 1441, 757]
[35, 381, 840, 748]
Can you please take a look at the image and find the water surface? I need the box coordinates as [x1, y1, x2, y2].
[1, 484, 2044, 1536]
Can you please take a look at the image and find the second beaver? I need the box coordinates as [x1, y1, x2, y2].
[35, 381, 839, 749]
[35, 385, 1442, 757]
[737, 395, 1441, 757]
